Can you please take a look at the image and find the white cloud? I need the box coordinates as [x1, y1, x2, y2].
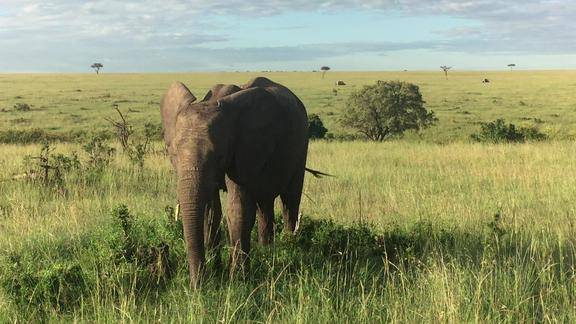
[0, 0, 575, 71]
[400, 0, 576, 53]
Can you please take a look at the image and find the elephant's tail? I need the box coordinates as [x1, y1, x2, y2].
[305, 167, 334, 178]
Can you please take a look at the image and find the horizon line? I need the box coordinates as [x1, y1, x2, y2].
[1, 68, 576, 74]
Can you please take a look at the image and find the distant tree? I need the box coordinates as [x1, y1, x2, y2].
[320, 66, 331, 79]
[507, 64, 516, 71]
[308, 114, 328, 139]
[341, 81, 437, 141]
[440, 66, 452, 79]
[91, 63, 103, 74]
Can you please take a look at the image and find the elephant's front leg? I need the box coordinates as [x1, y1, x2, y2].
[225, 177, 256, 277]
[204, 190, 223, 272]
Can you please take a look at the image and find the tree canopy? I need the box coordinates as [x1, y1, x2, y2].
[91, 63, 103, 74]
[320, 66, 331, 79]
[341, 81, 437, 141]
[440, 66, 452, 79]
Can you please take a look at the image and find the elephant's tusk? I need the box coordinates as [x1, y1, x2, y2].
[175, 203, 180, 222]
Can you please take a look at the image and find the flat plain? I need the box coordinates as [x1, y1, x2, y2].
[1, 71, 576, 322]
[2, 71, 576, 141]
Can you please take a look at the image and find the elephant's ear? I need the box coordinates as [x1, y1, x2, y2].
[160, 82, 196, 151]
[202, 84, 225, 102]
[202, 84, 241, 102]
[219, 88, 286, 182]
[201, 89, 214, 102]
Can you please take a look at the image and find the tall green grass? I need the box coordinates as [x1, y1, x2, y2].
[1, 141, 576, 322]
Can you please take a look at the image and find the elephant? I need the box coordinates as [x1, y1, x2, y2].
[160, 77, 309, 288]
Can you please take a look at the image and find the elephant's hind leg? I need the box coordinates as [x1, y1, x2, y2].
[225, 178, 256, 277]
[257, 199, 275, 245]
[280, 169, 305, 235]
[204, 190, 223, 272]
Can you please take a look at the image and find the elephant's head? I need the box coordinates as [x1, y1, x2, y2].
[160, 81, 279, 287]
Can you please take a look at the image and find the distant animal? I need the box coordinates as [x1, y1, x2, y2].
[335, 80, 346, 86]
[482, 78, 490, 83]
[160, 77, 309, 288]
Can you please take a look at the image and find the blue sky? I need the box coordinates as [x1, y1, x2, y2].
[1, 0, 575, 72]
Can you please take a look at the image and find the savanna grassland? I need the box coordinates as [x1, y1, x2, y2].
[1, 71, 576, 322]
[2, 71, 576, 141]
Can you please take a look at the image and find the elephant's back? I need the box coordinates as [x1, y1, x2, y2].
[243, 77, 308, 130]
[240, 77, 308, 195]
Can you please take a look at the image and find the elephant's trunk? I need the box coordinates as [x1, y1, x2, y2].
[177, 167, 211, 289]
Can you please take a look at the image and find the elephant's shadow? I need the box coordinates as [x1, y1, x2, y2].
[117, 211, 573, 297]
[198, 215, 532, 287]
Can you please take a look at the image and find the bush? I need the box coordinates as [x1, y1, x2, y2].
[324, 132, 360, 141]
[108, 205, 180, 284]
[144, 122, 164, 141]
[0, 129, 97, 144]
[22, 144, 81, 189]
[341, 80, 437, 141]
[308, 114, 328, 139]
[519, 125, 548, 141]
[0, 129, 59, 144]
[107, 108, 153, 168]
[471, 119, 548, 143]
[82, 135, 115, 170]
[14, 103, 31, 112]
[2, 252, 86, 313]
[0, 204, 184, 317]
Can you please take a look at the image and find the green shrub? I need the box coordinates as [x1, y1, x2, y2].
[107, 107, 153, 168]
[341, 80, 437, 141]
[2, 253, 86, 313]
[22, 144, 81, 188]
[324, 132, 361, 141]
[518, 125, 548, 141]
[308, 114, 328, 139]
[471, 119, 548, 143]
[82, 135, 115, 170]
[13, 103, 31, 112]
[0, 204, 185, 317]
[0, 129, 97, 144]
[144, 122, 164, 141]
[106, 204, 183, 288]
[0, 129, 58, 144]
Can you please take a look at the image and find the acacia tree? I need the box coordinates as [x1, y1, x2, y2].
[320, 66, 330, 79]
[91, 63, 103, 74]
[440, 66, 452, 79]
[341, 81, 437, 141]
[507, 63, 516, 71]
